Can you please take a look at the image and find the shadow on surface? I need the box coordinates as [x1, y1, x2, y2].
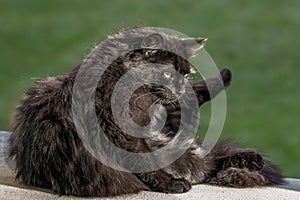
[277, 179, 300, 192]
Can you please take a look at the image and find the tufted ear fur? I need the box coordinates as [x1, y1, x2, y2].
[182, 37, 207, 56]
[141, 33, 164, 49]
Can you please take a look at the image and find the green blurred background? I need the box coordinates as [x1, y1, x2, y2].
[0, 0, 299, 178]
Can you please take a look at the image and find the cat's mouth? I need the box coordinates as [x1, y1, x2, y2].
[154, 87, 184, 105]
[159, 94, 178, 105]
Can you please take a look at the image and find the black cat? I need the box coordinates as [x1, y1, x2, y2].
[9, 28, 284, 197]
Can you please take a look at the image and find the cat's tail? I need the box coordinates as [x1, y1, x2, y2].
[259, 159, 286, 185]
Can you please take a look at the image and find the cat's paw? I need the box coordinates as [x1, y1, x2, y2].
[220, 68, 232, 88]
[225, 151, 264, 171]
[205, 168, 269, 187]
[238, 151, 264, 171]
[164, 178, 192, 193]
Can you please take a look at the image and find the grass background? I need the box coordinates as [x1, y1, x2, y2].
[0, 0, 299, 178]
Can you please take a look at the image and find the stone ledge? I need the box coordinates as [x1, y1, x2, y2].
[1, 131, 299, 200]
[0, 179, 300, 200]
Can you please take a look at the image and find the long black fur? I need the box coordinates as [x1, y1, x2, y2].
[9, 29, 285, 197]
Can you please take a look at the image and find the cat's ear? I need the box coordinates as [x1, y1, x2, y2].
[141, 33, 164, 49]
[182, 37, 207, 56]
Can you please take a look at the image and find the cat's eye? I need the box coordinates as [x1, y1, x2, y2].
[163, 71, 173, 79]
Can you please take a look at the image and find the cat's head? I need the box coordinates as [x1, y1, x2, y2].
[113, 30, 207, 105]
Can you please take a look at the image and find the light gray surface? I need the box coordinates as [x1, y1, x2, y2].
[1, 131, 299, 199]
[0, 179, 300, 200]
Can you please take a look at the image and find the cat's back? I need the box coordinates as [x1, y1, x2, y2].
[8, 73, 149, 196]
[13, 75, 73, 126]
[10, 75, 75, 163]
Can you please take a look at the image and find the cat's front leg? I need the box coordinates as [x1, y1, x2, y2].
[192, 68, 232, 106]
[135, 170, 191, 193]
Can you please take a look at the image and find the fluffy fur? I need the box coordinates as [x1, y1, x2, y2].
[9, 29, 285, 197]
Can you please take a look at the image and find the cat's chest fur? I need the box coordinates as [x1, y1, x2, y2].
[129, 87, 158, 127]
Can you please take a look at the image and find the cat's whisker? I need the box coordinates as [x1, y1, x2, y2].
[133, 92, 154, 104]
